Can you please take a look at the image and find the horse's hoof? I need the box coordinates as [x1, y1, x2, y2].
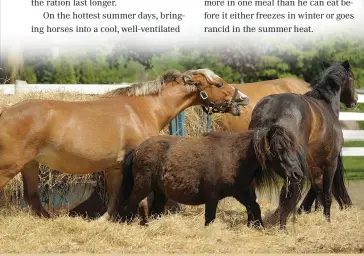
[279, 226, 287, 231]
[139, 220, 149, 226]
[96, 214, 111, 223]
[40, 211, 51, 218]
[247, 221, 264, 230]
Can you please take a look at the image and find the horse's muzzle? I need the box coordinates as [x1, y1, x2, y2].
[230, 96, 249, 116]
[346, 100, 357, 108]
[236, 96, 249, 106]
[232, 89, 250, 106]
[286, 168, 304, 182]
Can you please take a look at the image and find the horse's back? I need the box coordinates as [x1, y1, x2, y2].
[250, 93, 310, 131]
[251, 92, 343, 165]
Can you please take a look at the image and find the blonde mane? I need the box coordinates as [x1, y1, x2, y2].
[102, 68, 221, 97]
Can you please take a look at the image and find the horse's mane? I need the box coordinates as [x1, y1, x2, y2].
[305, 62, 351, 103]
[102, 68, 221, 97]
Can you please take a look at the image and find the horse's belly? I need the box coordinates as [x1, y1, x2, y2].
[36, 148, 117, 173]
[162, 172, 205, 205]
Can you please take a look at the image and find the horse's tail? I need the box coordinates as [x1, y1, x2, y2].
[252, 127, 279, 193]
[252, 125, 308, 195]
[120, 149, 136, 202]
[332, 152, 352, 209]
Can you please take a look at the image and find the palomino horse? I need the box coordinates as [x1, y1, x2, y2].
[119, 130, 277, 227]
[0, 68, 249, 220]
[217, 77, 356, 131]
[250, 61, 357, 229]
[216, 77, 311, 131]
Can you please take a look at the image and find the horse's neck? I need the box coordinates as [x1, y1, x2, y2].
[329, 93, 341, 117]
[149, 86, 197, 131]
[307, 85, 341, 118]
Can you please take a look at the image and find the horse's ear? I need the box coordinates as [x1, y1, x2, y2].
[182, 76, 190, 84]
[342, 60, 350, 71]
[321, 61, 330, 69]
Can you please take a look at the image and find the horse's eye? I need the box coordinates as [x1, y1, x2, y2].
[216, 82, 223, 88]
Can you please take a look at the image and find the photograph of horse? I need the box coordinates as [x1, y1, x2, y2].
[118, 130, 277, 227]
[249, 60, 358, 229]
[0, 68, 249, 221]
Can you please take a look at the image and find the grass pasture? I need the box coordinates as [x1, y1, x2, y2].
[343, 141, 364, 180]
[0, 92, 363, 253]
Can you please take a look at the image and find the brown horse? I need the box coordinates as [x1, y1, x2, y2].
[0, 68, 249, 220]
[214, 76, 356, 213]
[250, 60, 357, 229]
[216, 77, 311, 131]
[118, 130, 277, 227]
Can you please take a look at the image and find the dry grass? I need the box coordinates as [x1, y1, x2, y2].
[1, 92, 364, 254]
[0, 198, 363, 253]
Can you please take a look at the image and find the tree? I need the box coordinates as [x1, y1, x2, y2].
[24, 67, 37, 84]
[53, 57, 77, 84]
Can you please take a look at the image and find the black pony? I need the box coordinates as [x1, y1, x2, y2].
[118, 130, 279, 227]
[250, 60, 357, 229]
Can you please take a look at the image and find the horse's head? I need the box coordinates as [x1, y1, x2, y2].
[322, 60, 358, 108]
[340, 60, 357, 108]
[182, 69, 249, 116]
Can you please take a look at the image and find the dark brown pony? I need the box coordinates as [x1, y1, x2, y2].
[0, 68, 249, 221]
[249, 60, 357, 229]
[118, 131, 277, 227]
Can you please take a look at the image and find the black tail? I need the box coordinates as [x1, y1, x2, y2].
[252, 125, 309, 198]
[332, 153, 352, 209]
[120, 149, 136, 202]
[252, 127, 279, 193]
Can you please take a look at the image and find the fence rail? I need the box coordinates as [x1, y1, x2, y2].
[1, 81, 364, 156]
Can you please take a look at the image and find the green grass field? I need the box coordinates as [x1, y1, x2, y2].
[343, 141, 364, 180]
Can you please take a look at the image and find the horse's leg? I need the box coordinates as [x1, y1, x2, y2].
[149, 190, 167, 217]
[98, 166, 122, 222]
[322, 162, 337, 222]
[314, 190, 324, 211]
[204, 198, 219, 226]
[21, 161, 50, 217]
[121, 185, 152, 225]
[137, 194, 154, 225]
[278, 181, 302, 230]
[298, 186, 318, 214]
[235, 186, 264, 228]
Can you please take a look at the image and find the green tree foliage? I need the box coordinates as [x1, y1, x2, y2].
[53, 57, 77, 84]
[24, 67, 37, 84]
[18, 35, 364, 90]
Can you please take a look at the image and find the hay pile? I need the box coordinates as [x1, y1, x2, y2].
[0, 198, 363, 253]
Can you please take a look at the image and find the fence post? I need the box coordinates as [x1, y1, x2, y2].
[177, 111, 186, 136]
[169, 111, 186, 136]
[169, 117, 178, 135]
[201, 110, 212, 133]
